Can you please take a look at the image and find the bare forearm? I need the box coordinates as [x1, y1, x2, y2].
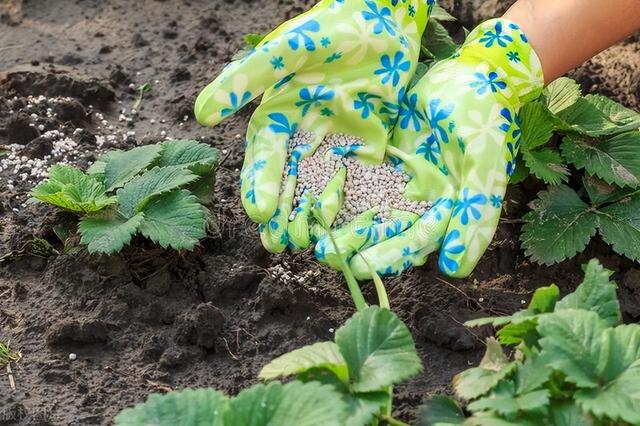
[503, 0, 640, 84]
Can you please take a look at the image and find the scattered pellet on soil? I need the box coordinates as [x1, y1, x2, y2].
[284, 130, 432, 225]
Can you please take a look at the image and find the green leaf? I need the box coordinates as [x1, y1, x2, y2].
[453, 338, 515, 400]
[523, 149, 570, 185]
[158, 139, 219, 173]
[138, 190, 205, 250]
[561, 132, 640, 188]
[243, 33, 265, 48]
[556, 259, 620, 326]
[597, 194, 640, 262]
[521, 185, 598, 264]
[344, 392, 389, 426]
[556, 97, 640, 137]
[422, 20, 458, 60]
[582, 174, 636, 205]
[31, 165, 116, 213]
[188, 173, 216, 206]
[516, 355, 552, 394]
[520, 102, 555, 150]
[225, 381, 348, 426]
[549, 403, 592, 426]
[259, 341, 348, 383]
[584, 94, 640, 130]
[117, 166, 198, 218]
[104, 144, 163, 191]
[509, 154, 530, 184]
[115, 388, 227, 426]
[537, 309, 608, 388]
[114, 388, 227, 426]
[418, 396, 466, 426]
[528, 284, 560, 314]
[334, 306, 422, 393]
[232, 33, 266, 61]
[430, 5, 457, 21]
[87, 150, 121, 182]
[497, 320, 540, 346]
[79, 213, 144, 254]
[574, 325, 640, 424]
[464, 311, 533, 329]
[467, 381, 550, 416]
[541, 77, 581, 114]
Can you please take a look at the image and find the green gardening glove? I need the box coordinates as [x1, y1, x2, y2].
[194, 0, 433, 253]
[316, 18, 543, 279]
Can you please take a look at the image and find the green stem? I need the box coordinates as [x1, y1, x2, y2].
[379, 414, 410, 426]
[370, 266, 390, 310]
[326, 231, 367, 312]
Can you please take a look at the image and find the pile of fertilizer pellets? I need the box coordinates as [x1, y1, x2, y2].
[287, 131, 432, 226]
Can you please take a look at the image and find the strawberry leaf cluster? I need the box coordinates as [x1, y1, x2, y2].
[30, 140, 219, 254]
[515, 78, 640, 264]
[421, 259, 640, 425]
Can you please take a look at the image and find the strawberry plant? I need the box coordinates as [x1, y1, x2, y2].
[0, 341, 21, 368]
[512, 77, 640, 265]
[420, 259, 640, 425]
[115, 305, 422, 426]
[30, 139, 219, 254]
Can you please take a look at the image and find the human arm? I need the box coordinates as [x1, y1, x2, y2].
[504, 0, 640, 84]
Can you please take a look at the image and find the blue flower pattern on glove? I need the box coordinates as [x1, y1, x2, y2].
[470, 71, 507, 95]
[399, 91, 425, 131]
[288, 20, 321, 51]
[354, 92, 382, 119]
[479, 21, 513, 47]
[244, 159, 266, 204]
[268, 113, 298, 136]
[416, 134, 440, 165]
[375, 51, 411, 87]
[439, 230, 465, 274]
[426, 99, 454, 144]
[362, 1, 397, 36]
[296, 85, 335, 116]
[453, 188, 487, 225]
[221, 91, 252, 117]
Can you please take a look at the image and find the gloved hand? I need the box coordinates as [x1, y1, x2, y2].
[194, 0, 433, 253]
[316, 18, 543, 279]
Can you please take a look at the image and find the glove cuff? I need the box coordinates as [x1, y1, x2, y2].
[457, 18, 544, 107]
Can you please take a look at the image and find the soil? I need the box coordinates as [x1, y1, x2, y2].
[1, 1, 639, 425]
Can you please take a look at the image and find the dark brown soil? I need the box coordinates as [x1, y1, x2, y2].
[1, 1, 639, 425]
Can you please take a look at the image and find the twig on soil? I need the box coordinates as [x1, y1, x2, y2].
[218, 149, 233, 168]
[231, 327, 260, 356]
[222, 337, 239, 361]
[499, 218, 525, 224]
[0, 45, 24, 53]
[146, 380, 174, 393]
[447, 315, 485, 346]
[7, 364, 15, 390]
[104, 366, 173, 393]
[434, 276, 480, 307]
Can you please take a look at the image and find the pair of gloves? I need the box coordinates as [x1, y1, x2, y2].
[195, 0, 543, 279]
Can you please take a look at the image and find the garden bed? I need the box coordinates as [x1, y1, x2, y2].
[1, 0, 639, 424]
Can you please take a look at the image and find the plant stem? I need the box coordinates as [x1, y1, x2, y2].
[326, 231, 367, 312]
[379, 414, 410, 426]
[361, 256, 390, 310]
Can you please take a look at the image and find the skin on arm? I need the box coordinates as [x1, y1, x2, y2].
[503, 0, 640, 84]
